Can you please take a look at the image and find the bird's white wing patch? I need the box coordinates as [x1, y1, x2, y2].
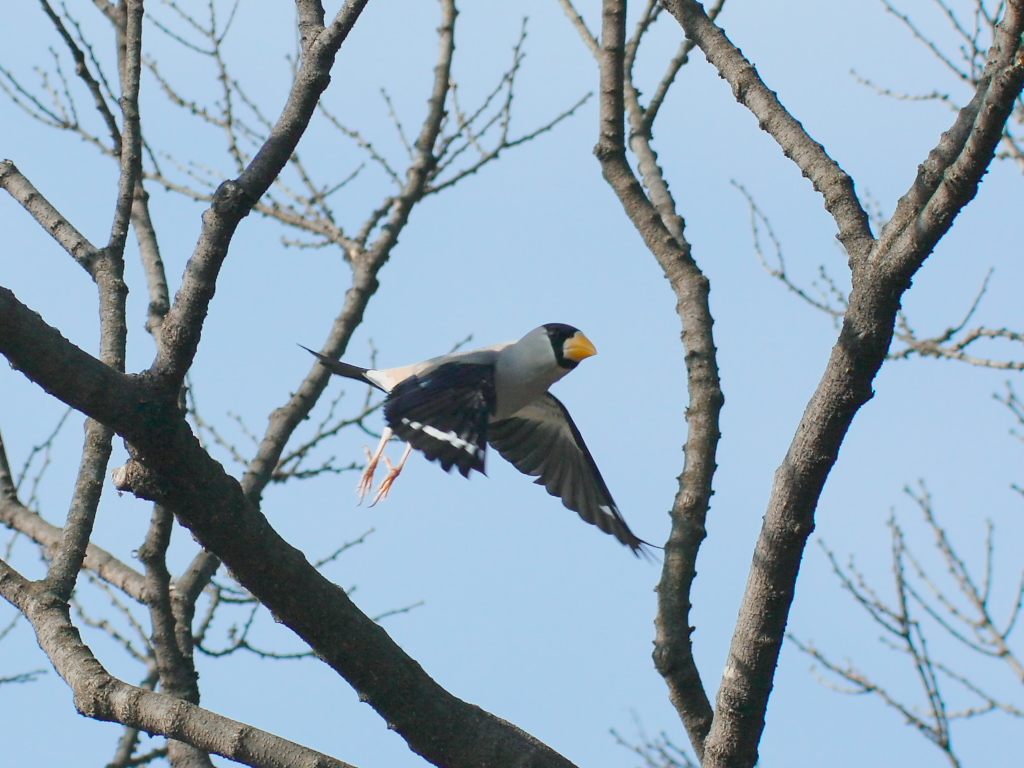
[400, 419, 483, 457]
[385, 362, 496, 477]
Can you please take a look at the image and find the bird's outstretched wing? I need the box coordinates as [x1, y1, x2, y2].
[488, 394, 645, 555]
[385, 362, 496, 478]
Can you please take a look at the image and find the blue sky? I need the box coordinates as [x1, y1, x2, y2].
[2, 1, 1022, 766]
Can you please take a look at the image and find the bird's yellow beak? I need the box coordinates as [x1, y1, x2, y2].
[563, 331, 597, 362]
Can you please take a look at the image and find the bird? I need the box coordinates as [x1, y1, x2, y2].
[301, 323, 646, 555]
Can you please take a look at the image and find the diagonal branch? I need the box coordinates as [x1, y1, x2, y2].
[39, 0, 122, 151]
[674, 5, 1024, 766]
[0, 426, 145, 601]
[0, 160, 101, 271]
[879, 3, 1024, 277]
[41, 419, 115, 602]
[0, 559, 358, 768]
[659, 0, 875, 263]
[168, 0, 470, 631]
[239, 0, 457, 502]
[0, 284, 579, 768]
[131, 183, 171, 342]
[150, 0, 369, 388]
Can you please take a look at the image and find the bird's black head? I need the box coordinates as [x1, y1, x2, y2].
[543, 323, 597, 369]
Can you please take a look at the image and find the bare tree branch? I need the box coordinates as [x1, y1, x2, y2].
[590, 0, 721, 754]
[1, 280, 580, 768]
[21, 0, 141, 609]
[792, 483, 1024, 766]
[867, 1, 1024, 174]
[611, 710, 699, 768]
[660, 0, 875, 262]
[877, 3, 1024, 276]
[0, 160, 101, 270]
[740, 201, 1022, 371]
[131, 184, 171, 341]
[240, 0, 458, 502]
[137, 502, 213, 767]
[150, 0, 370, 386]
[0, 427, 146, 600]
[557, 0, 599, 57]
[105, 0, 144, 262]
[733, 180, 847, 322]
[39, 0, 122, 151]
[654, 3, 1024, 766]
[0, 559, 358, 768]
[40, 419, 114, 602]
[890, 272, 1024, 369]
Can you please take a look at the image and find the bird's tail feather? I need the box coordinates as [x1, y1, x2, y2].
[299, 345, 375, 386]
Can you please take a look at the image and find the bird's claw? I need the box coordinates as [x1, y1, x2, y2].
[356, 446, 378, 505]
[369, 454, 402, 507]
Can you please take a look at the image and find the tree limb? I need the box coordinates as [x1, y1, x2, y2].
[0, 559, 357, 768]
[0, 285, 579, 768]
[0, 160, 101, 270]
[150, 0, 370, 387]
[593, 0, 721, 754]
[659, 0, 875, 263]
[659, 4, 1024, 766]
[0, 427, 145, 601]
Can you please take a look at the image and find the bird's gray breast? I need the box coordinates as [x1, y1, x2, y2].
[492, 342, 568, 420]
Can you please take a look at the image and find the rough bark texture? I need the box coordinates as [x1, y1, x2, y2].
[653, 2, 1024, 766]
[0, 562, 355, 768]
[0, 288, 580, 768]
[4, 1, 1024, 766]
[594, 0, 722, 755]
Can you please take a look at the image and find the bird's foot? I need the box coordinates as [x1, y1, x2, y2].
[370, 455, 402, 507]
[356, 446, 379, 505]
[369, 443, 412, 507]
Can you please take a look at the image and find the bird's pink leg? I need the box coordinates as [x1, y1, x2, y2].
[370, 443, 414, 507]
[357, 428, 393, 504]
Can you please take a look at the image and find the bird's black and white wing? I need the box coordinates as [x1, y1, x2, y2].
[488, 394, 644, 554]
[384, 362, 497, 478]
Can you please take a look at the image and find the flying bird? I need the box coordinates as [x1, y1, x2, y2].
[302, 324, 646, 554]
